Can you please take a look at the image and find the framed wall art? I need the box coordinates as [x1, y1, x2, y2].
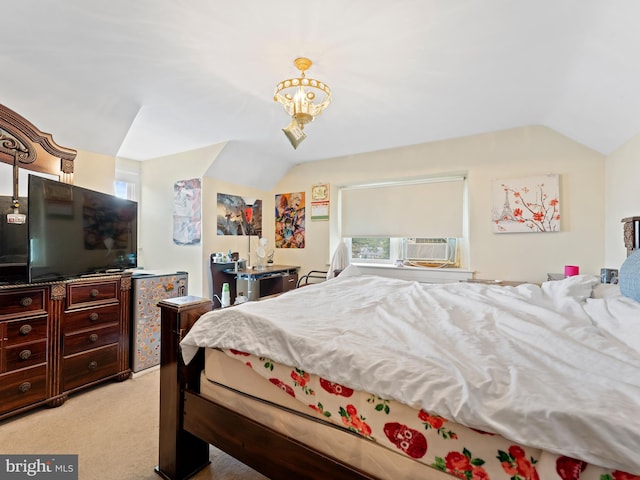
[173, 178, 202, 245]
[491, 174, 560, 233]
[311, 183, 329, 221]
[275, 192, 305, 248]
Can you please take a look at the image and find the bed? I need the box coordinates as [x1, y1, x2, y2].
[155, 233, 640, 480]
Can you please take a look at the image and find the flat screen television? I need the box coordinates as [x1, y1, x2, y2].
[28, 175, 138, 283]
[0, 195, 29, 283]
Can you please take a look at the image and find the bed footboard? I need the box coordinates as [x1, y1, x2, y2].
[155, 296, 378, 480]
[155, 296, 213, 480]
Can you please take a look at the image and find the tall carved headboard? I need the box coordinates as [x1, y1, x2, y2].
[0, 103, 77, 184]
[622, 216, 640, 257]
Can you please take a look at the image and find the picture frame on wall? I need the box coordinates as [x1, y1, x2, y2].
[311, 183, 329, 202]
[275, 192, 305, 248]
[311, 183, 329, 221]
[491, 174, 560, 233]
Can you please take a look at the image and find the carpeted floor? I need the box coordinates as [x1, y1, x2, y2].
[0, 368, 268, 480]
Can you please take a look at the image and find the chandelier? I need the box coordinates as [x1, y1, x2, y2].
[274, 57, 331, 149]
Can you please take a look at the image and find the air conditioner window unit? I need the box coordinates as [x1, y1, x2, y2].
[404, 238, 457, 264]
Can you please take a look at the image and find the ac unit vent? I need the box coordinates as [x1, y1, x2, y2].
[404, 238, 456, 264]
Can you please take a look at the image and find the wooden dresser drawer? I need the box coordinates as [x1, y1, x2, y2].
[5, 316, 48, 345]
[63, 323, 120, 356]
[63, 344, 119, 391]
[0, 288, 47, 320]
[64, 304, 119, 332]
[4, 340, 48, 372]
[67, 280, 119, 308]
[0, 364, 48, 415]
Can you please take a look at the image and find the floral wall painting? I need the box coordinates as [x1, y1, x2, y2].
[216, 193, 262, 237]
[173, 178, 202, 245]
[275, 192, 305, 248]
[491, 174, 560, 233]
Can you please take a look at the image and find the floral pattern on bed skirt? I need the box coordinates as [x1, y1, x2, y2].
[223, 349, 639, 480]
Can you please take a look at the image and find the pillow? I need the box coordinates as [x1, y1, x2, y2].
[541, 274, 599, 302]
[618, 249, 640, 302]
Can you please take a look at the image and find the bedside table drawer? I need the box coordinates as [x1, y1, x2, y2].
[5, 340, 48, 372]
[67, 281, 119, 308]
[64, 304, 119, 332]
[5, 316, 48, 345]
[63, 323, 120, 356]
[63, 344, 119, 391]
[0, 288, 47, 320]
[0, 365, 48, 415]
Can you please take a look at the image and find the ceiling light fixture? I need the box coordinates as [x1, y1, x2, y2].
[274, 57, 331, 149]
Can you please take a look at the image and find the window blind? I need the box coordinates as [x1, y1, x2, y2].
[340, 176, 465, 238]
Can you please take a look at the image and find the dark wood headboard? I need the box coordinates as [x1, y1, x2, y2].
[0, 103, 77, 183]
[622, 216, 640, 257]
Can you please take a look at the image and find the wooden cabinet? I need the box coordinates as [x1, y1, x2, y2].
[0, 285, 52, 418]
[0, 273, 131, 421]
[61, 276, 131, 393]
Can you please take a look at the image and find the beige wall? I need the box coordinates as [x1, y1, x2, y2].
[604, 131, 640, 268]
[274, 126, 606, 284]
[139, 143, 225, 297]
[73, 149, 117, 194]
[70, 125, 617, 295]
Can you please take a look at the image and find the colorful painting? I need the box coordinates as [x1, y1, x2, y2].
[491, 174, 560, 233]
[275, 192, 305, 248]
[217, 193, 262, 236]
[173, 178, 201, 245]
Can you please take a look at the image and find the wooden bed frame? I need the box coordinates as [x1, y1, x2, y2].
[155, 224, 638, 480]
[154, 295, 379, 480]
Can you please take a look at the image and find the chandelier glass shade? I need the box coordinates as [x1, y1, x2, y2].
[274, 57, 331, 148]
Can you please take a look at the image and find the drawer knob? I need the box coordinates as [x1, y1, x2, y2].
[89, 334, 99, 343]
[19, 349, 32, 360]
[88, 361, 98, 370]
[19, 324, 33, 335]
[18, 382, 31, 393]
[90, 288, 99, 298]
[88, 312, 99, 322]
[19, 296, 33, 307]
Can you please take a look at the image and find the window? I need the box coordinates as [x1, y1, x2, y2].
[114, 180, 136, 200]
[350, 238, 391, 261]
[340, 175, 466, 267]
[114, 160, 140, 202]
[346, 237, 458, 266]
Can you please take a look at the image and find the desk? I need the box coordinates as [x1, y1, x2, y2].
[225, 265, 299, 302]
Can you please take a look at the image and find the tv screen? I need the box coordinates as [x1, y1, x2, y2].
[28, 176, 138, 283]
[0, 195, 29, 283]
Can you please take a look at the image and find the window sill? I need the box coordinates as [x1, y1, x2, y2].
[353, 263, 473, 284]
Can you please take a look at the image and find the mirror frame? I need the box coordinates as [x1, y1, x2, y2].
[0, 104, 76, 184]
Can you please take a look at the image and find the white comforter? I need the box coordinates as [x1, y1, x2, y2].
[181, 272, 640, 473]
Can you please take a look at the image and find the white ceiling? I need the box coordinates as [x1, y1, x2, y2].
[3, 1, 640, 189]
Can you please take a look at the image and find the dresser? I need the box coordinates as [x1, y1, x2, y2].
[0, 273, 131, 420]
[0, 284, 52, 418]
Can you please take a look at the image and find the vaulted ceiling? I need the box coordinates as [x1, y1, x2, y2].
[3, 1, 639, 189]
